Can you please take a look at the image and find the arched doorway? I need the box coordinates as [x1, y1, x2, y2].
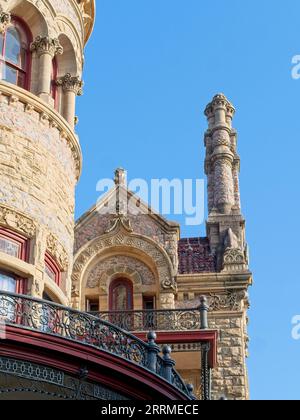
[109, 278, 133, 311]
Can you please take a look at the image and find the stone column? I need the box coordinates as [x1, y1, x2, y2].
[56, 74, 83, 128]
[30, 37, 63, 105]
[204, 94, 236, 215]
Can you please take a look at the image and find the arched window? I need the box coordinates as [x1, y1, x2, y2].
[0, 17, 31, 89]
[109, 278, 133, 311]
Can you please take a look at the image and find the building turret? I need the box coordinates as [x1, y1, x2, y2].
[204, 94, 248, 271]
[0, 0, 95, 304]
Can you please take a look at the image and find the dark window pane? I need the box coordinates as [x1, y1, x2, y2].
[5, 27, 21, 66]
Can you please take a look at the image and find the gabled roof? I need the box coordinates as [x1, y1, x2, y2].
[76, 184, 180, 236]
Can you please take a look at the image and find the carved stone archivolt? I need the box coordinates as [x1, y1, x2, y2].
[72, 221, 176, 298]
[47, 233, 69, 271]
[0, 204, 36, 238]
[86, 255, 156, 290]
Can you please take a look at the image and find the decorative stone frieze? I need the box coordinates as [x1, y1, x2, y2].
[208, 290, 248, 312]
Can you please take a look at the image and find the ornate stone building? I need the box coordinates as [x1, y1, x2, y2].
[0, 0, 252, 400]
[74, 94, 252, 400]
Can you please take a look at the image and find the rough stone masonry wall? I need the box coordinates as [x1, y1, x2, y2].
[209, 312, 249, 400]
[0, 94, 77, 259]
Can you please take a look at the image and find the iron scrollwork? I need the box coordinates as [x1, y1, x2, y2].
[0, 291, 191, 399]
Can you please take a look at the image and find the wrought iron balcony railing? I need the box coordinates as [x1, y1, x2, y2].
[91, 299, 209, 333]
[0, 291, 195, 399]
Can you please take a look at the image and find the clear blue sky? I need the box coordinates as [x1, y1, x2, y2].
[75, 0, 300, 400]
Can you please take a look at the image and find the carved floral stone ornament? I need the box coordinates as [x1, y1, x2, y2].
[0, 11, 11, 34]
[208, 290, 248, 312]
[0, 205, 36, 238]
[46, 234, 69, 271]
[30, 37, 63, 58]
[56, 74, 84, 96]
[222, 228, 248, 272]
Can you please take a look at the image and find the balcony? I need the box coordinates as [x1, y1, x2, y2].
[93, 308, 205, 332]
[91, 299, 218, 401]
[0, 291, 195, 400]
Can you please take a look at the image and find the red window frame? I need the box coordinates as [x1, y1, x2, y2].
[0, 227, 29, 261]
[109, 278, 133, 311]
[0, 271, 27, 294]
[0, 228, 29, 295]
[45, 252, 61, 287]
[0, 16, 32, 91]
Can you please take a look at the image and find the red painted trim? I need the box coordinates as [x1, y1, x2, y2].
[109, 278, 134, 311]
[45, 252, 61, 287]
[135, 330, 218, 368]
[0, 228, 29, 294]
[0, 227, 29, 261]
[1, 326, 189, 400]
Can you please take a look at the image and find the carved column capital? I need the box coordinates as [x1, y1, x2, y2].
[0, 11, 11, 34]
[56, 73, 84, 96]
[30, 36, 63, 58]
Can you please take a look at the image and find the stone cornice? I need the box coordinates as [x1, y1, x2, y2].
[0, 81, 82, 180]
[176, 271, 252, 292]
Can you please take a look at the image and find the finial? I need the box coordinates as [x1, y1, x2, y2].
[114, 168, 127, 187]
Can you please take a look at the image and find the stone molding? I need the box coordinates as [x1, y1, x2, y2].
[0, 82, 82, 179]
[30, 36, 63, 58]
